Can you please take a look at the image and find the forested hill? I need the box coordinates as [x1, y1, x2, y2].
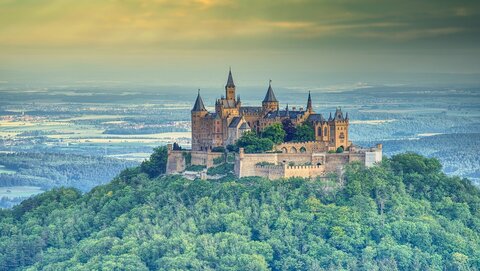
[0, 153, 479, 270]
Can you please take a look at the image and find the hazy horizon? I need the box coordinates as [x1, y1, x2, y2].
[1, 0, 479, 87]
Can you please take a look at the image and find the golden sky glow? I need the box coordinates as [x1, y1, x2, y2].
[0, 0, 479, 85]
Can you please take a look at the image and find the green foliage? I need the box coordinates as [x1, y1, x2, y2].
[207, 163, 234, 175]
[211, 146, 226, 153]
[213, 155, 225, 165]
[255, 162, 275, 166]
[183, 151, 192, 166]
[173, 142, 182, 150]
[281, 119, 296, 142]
[185, 165, 206, 172]
[261, 123, 286, 145]
[293, 123, 315, 142]
[336, 146, 344, 153]
[0, 153, 480, 271]
[235, 131, 274, 154]
[140, 146, 168, 178]
[391, 152, 442, 175]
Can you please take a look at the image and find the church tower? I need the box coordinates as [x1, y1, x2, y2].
[306, 91, 313, 113]
[328, 107, 350, 151]
[191, 90, 208, 151]
[225, 68, 236, 101]
[262, 80, 279, 112]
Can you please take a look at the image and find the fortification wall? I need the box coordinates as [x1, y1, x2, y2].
[284, 165, 326, 178]
[254, 165, 285, 179]
[167, 146, 225, 174]
[236, 152, 278, 177]
[277, 153, 311, 165]
[324, 153, 350, 172]
[166, 149, 187, 174]
[191, 151, 224, 168]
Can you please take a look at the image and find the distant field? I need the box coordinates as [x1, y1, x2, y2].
[0, 186, 44, 199]
[0, 165, 16, 174]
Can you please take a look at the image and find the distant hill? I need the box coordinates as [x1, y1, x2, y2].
[0, 153, 479, 270]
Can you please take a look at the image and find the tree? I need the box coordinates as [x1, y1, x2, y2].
[293, 123, 315, 142]
[235, 131, 274, 153]
[282, 119, 296, 142]
[140, 146, 168, 178]
[261, 123, 286, 144]
[336, 146, 344, 153]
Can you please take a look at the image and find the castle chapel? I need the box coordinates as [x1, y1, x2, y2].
[191, 69, 351, 152]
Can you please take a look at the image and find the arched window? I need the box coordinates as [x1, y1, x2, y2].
[324, 127, 328, 136]
[290, 147, 297, 153]
[300, 147, 306, 153]
[317, 127, 322, 136]
[281, 147, 288, 153]
[339, 132, 345, 139]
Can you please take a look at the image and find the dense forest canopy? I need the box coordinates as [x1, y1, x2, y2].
[0, 152, 479, 270]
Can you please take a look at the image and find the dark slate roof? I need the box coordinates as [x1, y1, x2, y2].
[228, 116, 242, 128]
[226, 68, 235, 88]
[265, 110, 305, 119]
[240, 106, 262, 114]
[307, 91, 312, 109]
[192, 91, 206, 111]
[263, 81, 278, 103]
[333, 107, 344, 121]
[219, 99, 236, 108]
[307, 113, 325, 122]
[240, 122, 250, 129]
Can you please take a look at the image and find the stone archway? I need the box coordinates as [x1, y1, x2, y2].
[300, 146, 306, 153]
[281, 147, 288, 153]
[290, 147, 297, 153]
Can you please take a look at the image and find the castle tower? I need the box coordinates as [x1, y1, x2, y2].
[306, 91, 313, 113]
[262, 80, 279, 112]
[191, 90, 208, 151]
[328, 107, 350, 151]
[225, 68, 236, 101]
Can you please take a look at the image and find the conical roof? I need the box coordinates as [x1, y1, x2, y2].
[192, 90, 206, 111]
[226, 68, 235, 88]
[263, 80, 278, 103]
[306, 91, 312, 110]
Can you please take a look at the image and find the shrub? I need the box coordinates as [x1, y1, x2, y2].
[207, 163, 234, 175]
[336, 147, 344, 153]
[211, 146, 225, 153]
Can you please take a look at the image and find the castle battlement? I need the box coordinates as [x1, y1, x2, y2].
[167, 69, 382, 180]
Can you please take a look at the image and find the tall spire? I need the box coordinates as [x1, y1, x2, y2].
[263, 80, 278, 103]
[306, 91, 312, 112]
[226, 67, 235, 88]
[192, 89, 206, 112]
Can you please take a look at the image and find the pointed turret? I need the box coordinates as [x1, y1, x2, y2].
[328, 112, 333, 121]
[345, 112, 349, 120]
[334, 107, 344, 120]
[226, 67, 235, 88]
[192, 89, 206, 112]
[262, 80, 279, 112]
[225, 68, 236, 100]
[263, 80, 278, 103]
[306, 91, 313, 112]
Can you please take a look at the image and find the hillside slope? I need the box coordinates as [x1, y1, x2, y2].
[0, 153, 479, 270]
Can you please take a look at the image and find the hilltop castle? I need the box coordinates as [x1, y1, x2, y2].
[191, 69, 350, 152]
[167, 69, 382, 179]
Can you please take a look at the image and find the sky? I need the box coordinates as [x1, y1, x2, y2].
[1, 0, 480, 87]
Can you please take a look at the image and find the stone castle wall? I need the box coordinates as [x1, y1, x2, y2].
[235, 145, 382, 180]
[166, 144, 224, 174]
[284, 165, 326, 178]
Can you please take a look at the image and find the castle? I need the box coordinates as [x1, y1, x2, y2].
[167, 69, 382, 179]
